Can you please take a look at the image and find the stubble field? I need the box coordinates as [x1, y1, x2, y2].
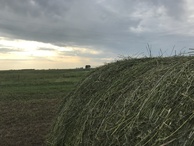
[0, 69, 89, 146]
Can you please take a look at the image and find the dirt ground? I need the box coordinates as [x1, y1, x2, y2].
[0, 98, 61, 146]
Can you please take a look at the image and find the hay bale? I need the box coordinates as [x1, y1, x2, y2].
[48, 56, 194, 146]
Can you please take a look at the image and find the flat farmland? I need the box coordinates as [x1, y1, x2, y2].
[0, 69, 90, 146]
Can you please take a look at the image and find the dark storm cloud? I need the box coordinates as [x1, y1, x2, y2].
[0, 0, 193, 57]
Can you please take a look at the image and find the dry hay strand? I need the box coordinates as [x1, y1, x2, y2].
[48, 56, 194, 146]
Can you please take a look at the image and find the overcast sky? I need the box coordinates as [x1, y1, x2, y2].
[0, 0, 194, 70]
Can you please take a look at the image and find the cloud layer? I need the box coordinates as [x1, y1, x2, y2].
[0, 0, 194, 69]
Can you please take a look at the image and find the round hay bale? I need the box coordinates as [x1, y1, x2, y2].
[48, 56, 194, 146]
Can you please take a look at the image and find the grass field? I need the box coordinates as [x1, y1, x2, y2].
[0, 69, 90, 146]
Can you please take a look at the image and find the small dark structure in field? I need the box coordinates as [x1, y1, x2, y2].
[85, 65, 91, 69]
[48, 56, 194, 146]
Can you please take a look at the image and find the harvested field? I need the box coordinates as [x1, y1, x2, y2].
[0, 99, 60, 146]
[0, 69, 89, 146]
[48, 56, 194, 146]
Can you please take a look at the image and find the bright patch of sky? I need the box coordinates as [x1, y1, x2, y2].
[0, 37, 71, 58]
[0, 37, 108, 70]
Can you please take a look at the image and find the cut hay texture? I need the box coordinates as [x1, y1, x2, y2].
[48, 56, 194, 146]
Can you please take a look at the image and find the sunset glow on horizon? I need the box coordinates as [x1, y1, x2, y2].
[0, 37, 110, 70]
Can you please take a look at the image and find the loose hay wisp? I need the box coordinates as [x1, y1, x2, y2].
[48, 56, 194, 146]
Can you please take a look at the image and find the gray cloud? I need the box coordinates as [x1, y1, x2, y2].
[0, 48, 14, 53]
[0, 0, 193, 58]
[149, 0, 186, 20]
[0, 47, 23, 53]
[38, 48, 56, 51]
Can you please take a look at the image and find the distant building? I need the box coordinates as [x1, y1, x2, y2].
[85, 65, 91, 69]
